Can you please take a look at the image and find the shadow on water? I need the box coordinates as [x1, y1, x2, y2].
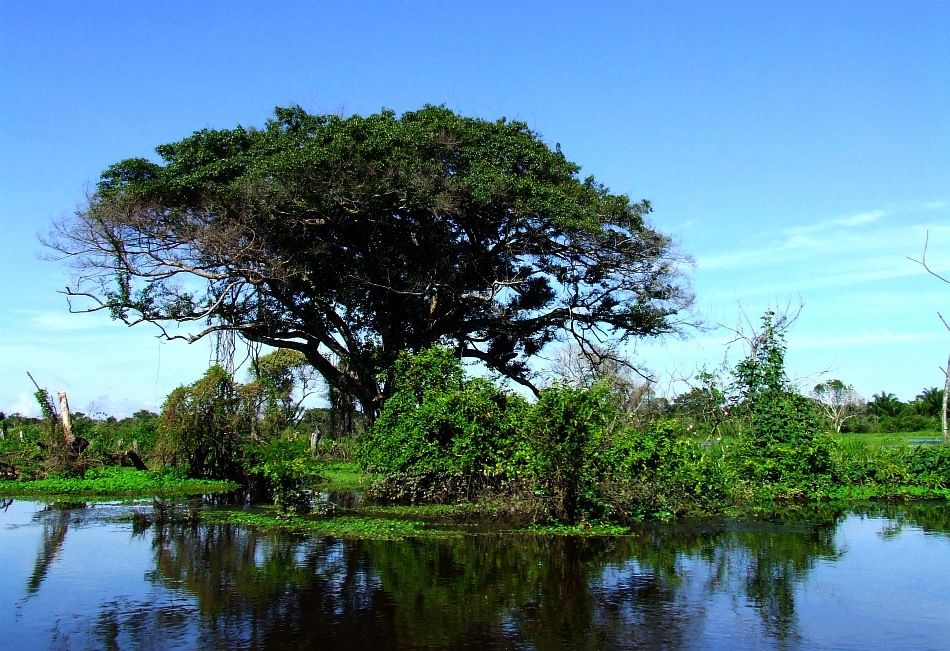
[9, 498, 950, 650]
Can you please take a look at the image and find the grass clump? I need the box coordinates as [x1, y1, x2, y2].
[202, 506, 455, 540]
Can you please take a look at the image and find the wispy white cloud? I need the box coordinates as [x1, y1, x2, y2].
[5, 392, 41, 418]
[785, 235, 821, 249]
[789, 329, 947, 349]
[830, 208, 888, 228]
[696, 248, 779, 271]
[783, 208, 889, 238]
[696, 204, 950, 279]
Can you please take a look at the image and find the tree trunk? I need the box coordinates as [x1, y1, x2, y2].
[57, 391, 74, 446]
[941, 313, 950, 445]
[942, 350, 949, 445]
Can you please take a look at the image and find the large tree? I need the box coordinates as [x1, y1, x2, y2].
[49, 106, 692, 417]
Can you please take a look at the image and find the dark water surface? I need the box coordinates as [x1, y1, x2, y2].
[2, 497, 949, 650]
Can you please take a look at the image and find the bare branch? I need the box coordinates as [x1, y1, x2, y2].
[909, 231, 950, 284]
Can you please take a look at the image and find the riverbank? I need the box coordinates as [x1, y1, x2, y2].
[6, 464, 949, 541]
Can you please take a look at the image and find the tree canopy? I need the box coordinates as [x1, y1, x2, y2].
[50, 105, 692, 416]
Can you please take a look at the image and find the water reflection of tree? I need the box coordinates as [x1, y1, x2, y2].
[584, 518, 841, 650]
[363, 535, 609, 648]
[141, 521, 399, 649]
[91, 600, 200, 651]
[117, 510, 849, 649]
[709, 522, 841, 644]
[851, 502, 950, 538]
[25, 501, 86, 597]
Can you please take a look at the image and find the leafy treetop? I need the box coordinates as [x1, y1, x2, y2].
[49, 105, 692, 417]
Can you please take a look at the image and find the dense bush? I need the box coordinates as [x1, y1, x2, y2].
[594, 418, 728, 521]
[156, 365, 254, 481]
[906, 444, 950, 489]
[723, 312, 835, 495]
[518, 384, 611, 524]
[360, 350, 734, 523]
[358, 348, 526, 477]
[245, 434, 323, 513]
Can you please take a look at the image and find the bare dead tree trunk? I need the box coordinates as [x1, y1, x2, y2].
[910, 239, 949, 443]
[57, 391, 74, 446]
[942, 353, 949, 445]
[940, 313, 950, 445]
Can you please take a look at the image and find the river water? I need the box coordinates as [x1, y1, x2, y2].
[2, 497, 949, 650]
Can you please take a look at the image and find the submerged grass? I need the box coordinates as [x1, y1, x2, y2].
[201, 502, 641, 539]
[202, 506, 461, 540]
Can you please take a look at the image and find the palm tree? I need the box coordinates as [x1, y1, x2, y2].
[913, 387, 945, 418]
[868, 392, 904, 419]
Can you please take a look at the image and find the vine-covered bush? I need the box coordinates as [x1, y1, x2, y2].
[725, 312, 835, 494]
[518, 384, 611, 524]
[358, 348, 525, 477]
[906, 444, 950, 489]
[156, 365, 253, 481]
[594, 418, 729, 520]
[246, 434, 323, 513]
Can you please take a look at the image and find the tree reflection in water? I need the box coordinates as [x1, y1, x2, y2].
[85, 510, 847, 650]
[26, 501, 86, 597]
[15, 499, 950, 649]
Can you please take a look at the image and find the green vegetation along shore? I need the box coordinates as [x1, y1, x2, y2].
[3, 314, 949, 538]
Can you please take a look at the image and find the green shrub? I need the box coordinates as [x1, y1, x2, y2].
[246, 434, 323, 513]
[358, 348, 525, 477]
[518, 383, 611, 524]
[593, 418, 728, 520]
[156, 366, 252, 481]
[907, 445, 950, 489]
[722, 312, 835, 494]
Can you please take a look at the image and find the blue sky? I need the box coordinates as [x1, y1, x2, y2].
[1, 0, 948, 417]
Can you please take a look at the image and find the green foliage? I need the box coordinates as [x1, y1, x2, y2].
[913, 387, 946, 418]
[246, 434, 323, 514]
[519, 384, 611, 524]
[156, 366, 252, 481]
[248, 348, 317, 428]
[906, 444, 950, 489]
[848, 405, 937, 433]
[830, 437, 941, 492]
[868, 392, 904, 418]
[0, 410, 163, 481]
[593, 418, 728, 521]
[124, 410, 160, 453]
[34, 389, 56, 422]
[732, 311, 789, 399]
[203, 509, 438, 540]
[725, 311, 834, 492]
[0, 466, 235, 496]
[317, 461, 373, 492]
[671, 369, 729, 436]
[56, 105, 691, 417]
[359, 348, 525, 477]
